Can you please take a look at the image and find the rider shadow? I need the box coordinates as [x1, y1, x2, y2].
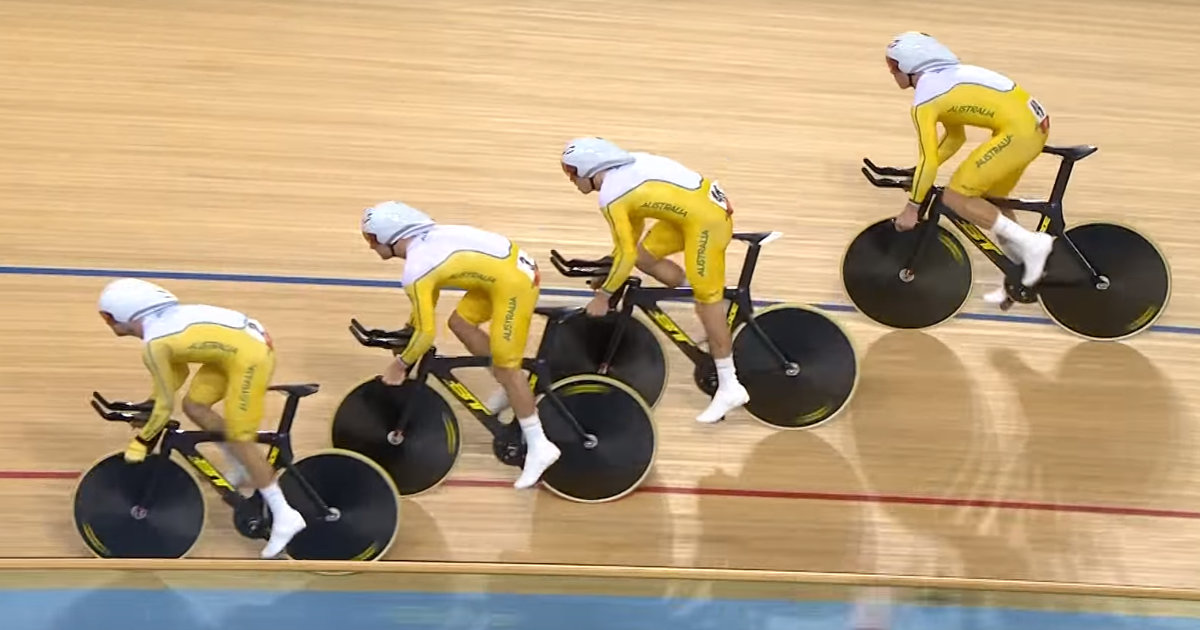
[382, 497, 451, 562]
[686, 430, 868, 594]
[850, 330, 1043, 579]
[646, 430, 868, 618]
[984, 341, 1184, 583]
[493, 481, 675, 569]
[851, 330, 982, 500]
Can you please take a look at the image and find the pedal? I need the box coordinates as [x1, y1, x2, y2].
[492, 423, 526, 468]
[233, 492, 272, 540]
[1003, 278, 1039, 305]
[692, 358, 718, 397]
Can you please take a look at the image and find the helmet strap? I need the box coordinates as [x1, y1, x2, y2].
[388, 238, 409, 259]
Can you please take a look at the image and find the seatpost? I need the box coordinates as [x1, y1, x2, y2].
[1048, 155, 1076, 206]
[737, 244, 762, 290]
[277, 392, 302, 434]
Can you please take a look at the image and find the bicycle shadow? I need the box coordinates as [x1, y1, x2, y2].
[616, 428, 869, 620]
[199, 503, 451, 627]
[689, 428, 868, 573]
[984, 340, 1184, 584]
[494, 476, 675, 569]
[850, 329, 1042, 581]
[851, 330, 982, 501]
[381, 497, 451, 562]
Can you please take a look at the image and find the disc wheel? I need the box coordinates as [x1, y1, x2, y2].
[842, 218, 972, 329]
[279, 449, 400, 561]
[1038, 222, 1170, 340]
[732, 304, 859, 430]
[541, 309, 668, 408]
[536, 375, 656, 503]
[331, 378, 460, 497]
[72, 452, 205, 558]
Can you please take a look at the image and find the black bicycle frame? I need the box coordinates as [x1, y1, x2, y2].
[347, 319, 576, 440]
[551, 235, 795, 371]
[409, 352, 558, 437]
[90, 388, 328, 514]
[863, 146, 1102, 285]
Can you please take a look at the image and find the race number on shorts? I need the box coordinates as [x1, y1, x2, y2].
[708, 180, 732, 215]
[517, 249, 540, 286]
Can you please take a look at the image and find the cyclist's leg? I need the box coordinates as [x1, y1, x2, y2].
[637, 221, 687, 287]
[986, 165, 1028, 222]
[684, 214, 747, 423]
[182, 365, 248, 485]
[450, 288, 513, 413]
[222, 347, 306, 557]
[449, 288, 493, 357]
[946, 130, 1051, 286]
[486, 268, 559, 488]
[977, 164, 1035, 303]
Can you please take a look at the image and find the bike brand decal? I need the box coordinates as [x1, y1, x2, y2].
[444, 378, 488, 414]
[443, 415, 459, 454]
[81, 524, 109, 556]
[948, 215, 1003, 256]
[185, 454, 236, 492]
[938, 232, 965, 265]
[796, 402, 831, 424]
[1127, 306, 1159, 332]
[562, 383, 611, 397]
[350, 543, 380, 561]
[646, 308, 693, 346]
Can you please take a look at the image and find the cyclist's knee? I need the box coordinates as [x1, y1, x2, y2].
[491, 364, 523, 387]
[942, 187, 978, 211]
[447, 311, 479, 336]
[181, 398, 211, 421]
[692, 288, 724, 307]
[635, 245, 660, 272]
[223, 421, 257, 443]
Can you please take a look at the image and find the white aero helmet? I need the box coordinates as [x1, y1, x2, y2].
[561, 137, 635, 179]
[98, 278, 178, 324]
[361, 200, 435, 246]
[886, 31, 959, 75]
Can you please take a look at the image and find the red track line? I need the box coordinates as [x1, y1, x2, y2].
[7, 471, 1197, 520]
[0, 471, 79, 480]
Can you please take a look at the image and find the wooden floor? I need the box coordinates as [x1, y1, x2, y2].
[3, 0, 1200, 591]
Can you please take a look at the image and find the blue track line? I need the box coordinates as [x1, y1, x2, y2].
[3, 264, 1196, 337]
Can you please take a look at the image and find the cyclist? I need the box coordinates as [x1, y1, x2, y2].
[560, 137, 749, 424]
[361, 200, 561, 489]
[97, 278, 306, 559]
[885, 31, 1055, 299]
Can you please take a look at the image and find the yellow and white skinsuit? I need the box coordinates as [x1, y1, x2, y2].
[135, 304, 276, 453]
[395, 224, 541, 368]
[593, 152, 734, 302]
[907, 63, 1051, 206]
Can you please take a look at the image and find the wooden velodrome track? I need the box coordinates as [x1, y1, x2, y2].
[3, 0, 1200, 594]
